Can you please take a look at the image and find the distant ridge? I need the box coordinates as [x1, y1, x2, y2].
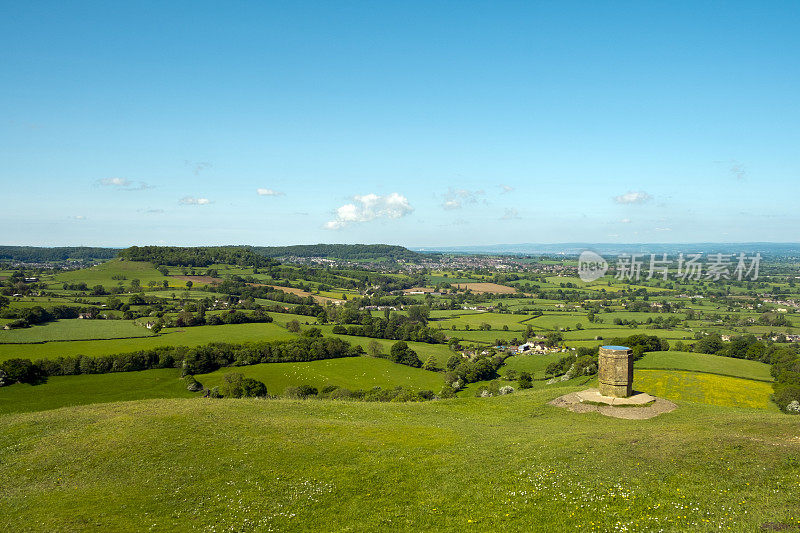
[412, 242, 800, 257]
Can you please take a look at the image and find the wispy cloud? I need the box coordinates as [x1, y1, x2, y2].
[71, 215, 86, 220]
[613, 191, 652, 204]
[441, 188, 486, 210]
[325, 192, 412, 230]
[729, 160, 746, 181]
[500, 208, 520, 220]
[179, 196, 211, 205]
[257, 188, 284, 197]
[500, 184, 514, 193]
[620, 218, 631, 224]
[139, 208, 165, 214]
[184, 160, 212, 176]
[97, 177, 152, 190]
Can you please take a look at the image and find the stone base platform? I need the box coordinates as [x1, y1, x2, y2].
[574, 388, 655, 406]
[548, 389, 677, 420]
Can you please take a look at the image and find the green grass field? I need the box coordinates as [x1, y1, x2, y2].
[51, 259, 167, 288]
[0, 368, 194, 415]
[0, 322, 296, 362]
[1, 388, 798, 531]
[637, 351, 773, 381]
[634, 369, 775, 410]
[197, 356, 444, 393]
[0, 319, 152, 343]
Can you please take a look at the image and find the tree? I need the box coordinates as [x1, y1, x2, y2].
[185, 280, 193, 290]
[446, 354, 462, 370]
[220, 372, 267, 398]
[517, 371, 533, 389]
[406, 305, 430, 324]
[389, 341, 422, 367]
[287, 319, 301, 333]
[0, 358, 45, 385]
[367, 339, 382, 357]
[423, 355, 439, 371]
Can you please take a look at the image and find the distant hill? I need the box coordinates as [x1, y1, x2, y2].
[252, 244, 422, 261]
[114, 244, 422, 266]
[413, 242, 800, 257]
[0, 246, 119, 262]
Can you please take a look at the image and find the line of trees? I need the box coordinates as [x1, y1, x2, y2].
[0, 336, 362, 387]
[118, 246, 279, 267]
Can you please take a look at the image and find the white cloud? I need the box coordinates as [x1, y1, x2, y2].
[441, 188, 486, 210]
[613, 191, 652, 204]
[97, 177, 152, 190]
[257, 188, 284, 197]
[620, 218, 631, 224]
[500, 184, 514, 193]
[179, 196, 211, 205]
[655, 227, 672, 232]
[71, 215, 86, 220]
[501, 208, 520, 220]
[325, 192, 413, 230]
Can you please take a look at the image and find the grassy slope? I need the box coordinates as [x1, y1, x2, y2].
[51, 259, 167, 288]
[197, 356, 444, 393]
[0, 322, 295, 362]
[634, 370, 775, 410]
[1, 391, 798, 532]
[0, 319, 152, 343]
[637, 351, 773, 381]
[0, 369, 194, 415]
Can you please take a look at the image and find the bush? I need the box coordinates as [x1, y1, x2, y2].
[284, 384, 318, 399]
[184, 375, 204, 392]
[773, 384, 800, 413]
[499, 385, 515, 395]
[422, 355, 439, 371]
[219, 373, 267, 398]
[0, 358, 45, 385]
[517, 371, 533, 389]
[328, 388, 353, 400]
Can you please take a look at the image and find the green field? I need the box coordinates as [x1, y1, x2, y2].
[0, 368, 194, 415]
[502, 352, 565, 376]
[197, 356, 444, 393]
[0, 322, 295, 362]
[637, 351, 773, 381]
[0, 319, 152, 343]
[1, 389, 798, 531]
[51, 259, 167, 288]
[634, 369, 775, 410]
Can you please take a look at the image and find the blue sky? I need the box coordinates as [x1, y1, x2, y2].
[2, 1, 799, 247]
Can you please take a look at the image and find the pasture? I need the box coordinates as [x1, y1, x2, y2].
[633, 369, 775, 410]
[0, 322, 296, 362]
[0, 368, 193, 415]
[197, 356, 444, 393]
[0, 319, 152, 343]
[636, 351, 773, 381]
[1, 388, 798, 532]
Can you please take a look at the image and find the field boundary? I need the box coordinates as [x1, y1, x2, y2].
[0, 333, 157, 345]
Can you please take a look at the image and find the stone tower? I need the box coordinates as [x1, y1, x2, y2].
[598, 345, 633, 397]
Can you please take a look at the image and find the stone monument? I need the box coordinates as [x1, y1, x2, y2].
[598, 345, 633, 398]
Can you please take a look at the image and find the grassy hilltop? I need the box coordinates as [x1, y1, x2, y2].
[1, 388, 799, 532]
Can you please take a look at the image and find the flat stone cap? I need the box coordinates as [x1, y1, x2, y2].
[601, 345, 631, 351]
